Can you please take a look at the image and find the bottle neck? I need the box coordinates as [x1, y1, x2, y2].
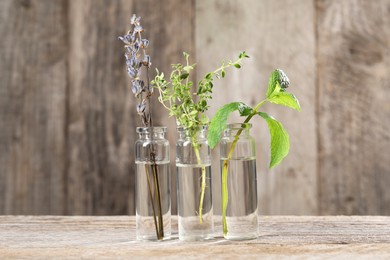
[137, 127, 167, 140]
[223, 123, 252, 137]
[177, 125, 208, 141]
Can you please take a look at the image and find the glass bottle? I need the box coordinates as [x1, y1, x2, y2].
[135, 127, 171, 241]
[176, 126, 214, 241]
[220, 123, 258, 240]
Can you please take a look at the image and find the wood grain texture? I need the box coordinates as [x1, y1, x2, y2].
[66, 0, 195, 216]
[133, 0, 196, 215]
[317, 0, 390, 215]
[196, 0, 318, 215]
[66, 0, 195, 215]
[66, 0, 138, 215]
[0, 216, 389, 259]
[0, 0, 68, 214]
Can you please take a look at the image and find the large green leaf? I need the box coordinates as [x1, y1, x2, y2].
[257, 112, 290, 168]
[269, 92, 301, 111]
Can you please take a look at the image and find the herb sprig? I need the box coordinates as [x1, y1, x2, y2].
[152, 51, 249, 222]
[119, 14, 153, 126]
[119, 14, 165, 240]
[208, 69, 301, 235]
[153, 51, 249, 138]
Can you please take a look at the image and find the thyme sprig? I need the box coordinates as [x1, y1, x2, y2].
[153, 51, 249, 139]
[152, 51, 249, 222]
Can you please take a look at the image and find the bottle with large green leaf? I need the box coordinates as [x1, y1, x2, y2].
[220, 122, 258, 240]
[208, 69, 301, 239]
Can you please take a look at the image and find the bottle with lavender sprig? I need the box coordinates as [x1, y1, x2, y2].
[119, 14, 171, 241]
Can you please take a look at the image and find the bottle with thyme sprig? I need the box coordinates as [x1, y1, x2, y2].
[152, 51, 249, 240]
[119, 14, 171, 241]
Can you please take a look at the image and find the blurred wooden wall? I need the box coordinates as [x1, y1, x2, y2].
[0, 0, 389, 215]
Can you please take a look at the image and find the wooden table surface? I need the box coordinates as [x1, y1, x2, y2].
[0, 216, 389, 259]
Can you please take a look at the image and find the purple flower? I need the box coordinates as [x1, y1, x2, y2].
[130, 14, 141, 25]
[131, 79, 144, 96]
[127, 57, 139, 69]
[142, 55, 151, 67]
[127, 67, 138, 78]
[132, 41, 140, 53]
[136, 103, 146, 114]
[134, 25, 143, 33]
[141, 39, 149, 49]
[119, 14, 153, 126]
[118, 35, 130, 44]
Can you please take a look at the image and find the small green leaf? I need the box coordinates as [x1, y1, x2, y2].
[180, 73, 189, 80]
[266, 70, 280, 98]
[237, 103, 253, 116]
[269, 92, 301, 111]
[257, 112, 290, 168]
[233, 63, 241, 69]
[190, 110, 198, 115]
[221, 70, 226, 78]
[238, 51, 250, 59]
[183, 66, 193, 72]
[208, 102, 245, 148]
[201, 114, 209, 125]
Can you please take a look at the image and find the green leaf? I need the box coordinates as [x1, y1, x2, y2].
[221, 70, 226, 78]
[238, 51, 250, 59]
[269, 92, 301, 111]
[208, 102, 244, 148]
[266, 70, 280, 98]
[266, 69, 291, 99]
[237, 103, 253, 116]
[179, 73, 189, 80]
[233, 63, 241, 69]
[257, 112, 290, 168]
[183, 66, 193, 72]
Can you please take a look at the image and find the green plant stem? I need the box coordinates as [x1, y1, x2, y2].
[193, 143, 206, 224]
[221, 98, 268, 235]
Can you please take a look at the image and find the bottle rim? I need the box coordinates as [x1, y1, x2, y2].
[176, 125, 208, 132]
[226, 123, 252, 130]
[136, 126, 167, 133]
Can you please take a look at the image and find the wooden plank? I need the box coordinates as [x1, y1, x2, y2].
[66, 0, 195, 215]
[0, 0, 68, 214]
[317, 0, 390, 214]
[0, 216, 389, 259]
[196, 0, 318, 215]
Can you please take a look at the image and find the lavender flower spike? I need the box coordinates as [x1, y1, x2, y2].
[119, 14, 153, 126]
